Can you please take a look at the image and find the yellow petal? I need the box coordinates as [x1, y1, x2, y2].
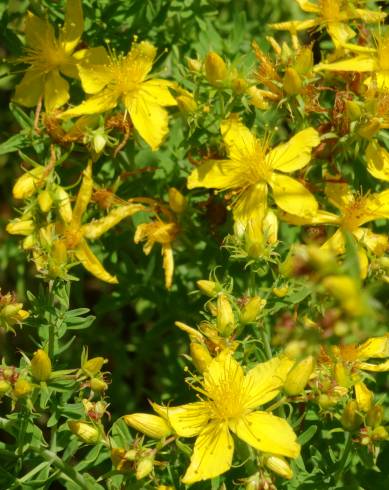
[187, 159, 243, 190]
[220, 116, 259, 162]
[366, 142, 389, 182]
[203, 351, 244, 395]
[82, 204, 144, 240]
[181, 421, 233, 484]
[270, 19, 318, 32]
[353, 228, 388, 256]
[357, 360, 389, 372]
[269, 172, 318, 217]
[320, 230, 345, 254]
[75, 239, 118, 284]
[151, 402, 210, 437]
[327, 22, 355, 46]
[162, 244, 174, 289]
[280, 209, 340, 226]
[14, 69, 44, 107]
[266, 127, 319, 172]
[60, 0, 83, 53]
[324, 182, 354, 211]
[234, 182, 268, 225]
[141, 80, 177, 106]
[126, 95, 169, 150]
[355, 382, 373, 412]
[354, 8, 387, 23]
[375, 72, 389, 91]
[44, 70, 70, 112]
[77, 47, 113, 94]
[229, 411, 300, 458]
[73, 161, 93, 225]
[314, 55, 377, 73]
[296, 0, 319, 13]
[243, 355, 294, 409]
[357, 335, 389, 360]
[61, 88, 119, 118]
[25, 11, 55, 49]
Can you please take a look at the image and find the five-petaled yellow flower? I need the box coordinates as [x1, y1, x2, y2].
[270, 0, 386, 47]
[314, 35, 389, 91]
[152, 351, 299, 483]
[188, 116, 320, 238]
[281, 181, 389, 259]
[61, 40, 177, 150]
[58, 161, 144, 283]
[14, 0, 84, 112]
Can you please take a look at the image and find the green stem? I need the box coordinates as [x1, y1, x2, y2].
[260, 324, 273, 360]
[335, 432, 352, 482]
[47, 280, 55, 360]
[32, 447, 90, 490]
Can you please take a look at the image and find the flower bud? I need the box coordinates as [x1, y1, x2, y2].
[196, 280, 218, 297]
[13, 378, 33, 398]
[232, 77, 247, 94]
[176, 94, 197, 113]
[216, 293, 235, 336]
[246, 86, 269, 110]
[358, 117, 381, 139]
[355, 381, 373, 412]
[31, 349, 52, 381]
[168, 187, 186, 214]
[123, 413, 172, 438]
[6, 219, 35, 236]
[341, 400, 363, 431]
[318, 393, 336, 409]
[38, 190, 53, 213]
[0, 380, 11, 395]
[240, 296, 266, 324]
[205, 52, 228, 87]
[190, 342, 212, 373]
[283, 67, 302, 95]
[345, 100, 362, 121]
[187, 58, 202, 72]
[93, 132, 108, 153]
[90, 378, 108, 392]
[273, 286, 288, 297]
[366, 405, 384, 428]
[23, 234, 35, 250]
[371, 425, 388, 441]
[68, 420, 100, 444]
[334, 362, 351, 388]
[284, 356, 315, 396]
[13, 166, 45, 199]
[136, 455, 154, 480]
[52, 240, 68, 266]
[264, 454, 293, 479]
[82, 357, 107, 376]
[54, 186, 73, 224]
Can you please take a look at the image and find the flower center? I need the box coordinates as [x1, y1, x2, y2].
[205, 379, 247, 420]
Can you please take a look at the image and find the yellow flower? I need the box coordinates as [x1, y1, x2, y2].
[281, 181, 389, 258]
[188, 116, 320, 238]
[59, 161, 144, 283]
[14, 0, 85, 111]
[270, 0, 386, 47]
[134, 219, 179, 289]
[314, 35, 389, 91]
[61, 40, 177, 150]
[151, 352, 299, 484]
[337, 335, 389, 373]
